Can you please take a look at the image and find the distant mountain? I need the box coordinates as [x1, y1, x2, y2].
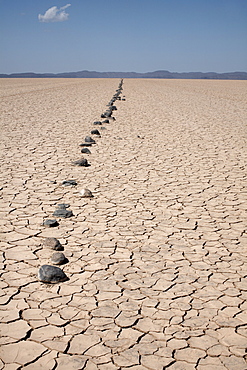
[0, 70, 247, 80]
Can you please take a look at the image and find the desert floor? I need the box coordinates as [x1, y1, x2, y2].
[0, 78, 247, 369]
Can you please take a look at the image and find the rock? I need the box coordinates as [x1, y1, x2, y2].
[38, 265, 68, 283]
[62, 180, 77, 186]
[72, 158, 89, 166]
[56, 203, 70, 209]
[101, 112, 111, 118]
[79, 143, 92, 147]
[85, 136, 95, 143]
[43, 237, 63, 251]
[111, 106, 117, 110]
[51, 252, 68, 265]
[79, 188, 93, 198]
[43, 219, 59, 227]
[93, 121, 102, 125]
[81, 148, 91, 154]
[53, 209, 73, 218]
[91, 129, 100, 135]
[102, 119, 109, 124]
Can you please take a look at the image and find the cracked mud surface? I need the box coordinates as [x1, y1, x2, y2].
[0, 78, 247, 369]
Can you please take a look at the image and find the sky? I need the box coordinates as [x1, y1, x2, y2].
[0, 0, 246, 74]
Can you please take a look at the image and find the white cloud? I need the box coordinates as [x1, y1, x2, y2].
[38, 4, 71, 23]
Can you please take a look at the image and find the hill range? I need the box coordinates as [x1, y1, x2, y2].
[0, 70, 246, 80]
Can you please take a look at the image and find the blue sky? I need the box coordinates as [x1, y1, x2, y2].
[0, 0, 246, 74]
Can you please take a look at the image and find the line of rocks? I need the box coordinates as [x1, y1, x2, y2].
[38, 79, 125, 284]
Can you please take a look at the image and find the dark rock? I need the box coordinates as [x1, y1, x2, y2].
[79, 143, 92, 147]
[101, 112, 111, 118]
[51, 252, 68, 265]
[85, 136, 96, 143]
[111, 106, 117, 111]
[43, 219, 59, 227]
[43, 237, 63, 251]
[91, 129, 100, 135]
[53, 209, 73, 218]
[56, 203, 70, 209]
[93, 121, 102, 125]
[73, 158, 89, 166]
[102, 119, 109, 124]
[62, 180, 77, 186]
[81, 148, 91, 154]
[38, 265, 68, 283]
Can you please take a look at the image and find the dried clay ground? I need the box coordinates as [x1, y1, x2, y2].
[0, 78, 247, 370]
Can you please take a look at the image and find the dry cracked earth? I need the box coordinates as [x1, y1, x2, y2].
[0, 78, 247, 369]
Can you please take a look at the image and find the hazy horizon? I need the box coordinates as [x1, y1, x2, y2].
[0, 0, 246, 74]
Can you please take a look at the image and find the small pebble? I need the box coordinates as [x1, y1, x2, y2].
[38, 265, 68, 283]
[91, 129, 100, 135]
[102, 119, 109, 124]
[43, 219, 59, 227]
[79, 143, 92, 147]
[51, 252, 68, 265]
[62, 180, 77, 186]
[79, 188, 93, 198]
[85, 136, 95, 143]
[93, 121, 102, 125]
[73, 158, 89, 166]
[56, 203, 70, 209]
[81, 148, 91, 154]
[53, 209, 73, 218]
[43, 237, 63, 251]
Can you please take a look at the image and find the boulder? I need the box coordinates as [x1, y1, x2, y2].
[38, 265, 68, 283]
[72, 158, 89, 166]
[43, 219, 59, 227]
[51, 252, 68, 265]
[42, 237, 63, 251]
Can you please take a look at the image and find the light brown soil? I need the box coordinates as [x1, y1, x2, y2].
[0, 78, 247, 369]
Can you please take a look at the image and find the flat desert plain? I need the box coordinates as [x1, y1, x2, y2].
[0, 78, 247, 369]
